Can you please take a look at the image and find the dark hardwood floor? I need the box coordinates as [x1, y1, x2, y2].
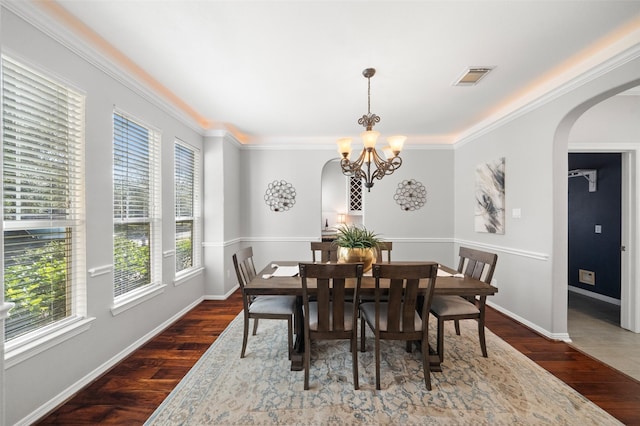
[37, 289, 640, 425]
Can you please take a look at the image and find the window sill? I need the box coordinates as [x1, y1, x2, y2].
[111, 282, 167, 316]
[5, 316, 96, 368]
[174, 266, 204, 286]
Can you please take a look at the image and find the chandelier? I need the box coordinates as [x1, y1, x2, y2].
[337, 68, 405, 192]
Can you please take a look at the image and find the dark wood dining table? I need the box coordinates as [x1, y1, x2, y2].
[244, 260, 498, 372]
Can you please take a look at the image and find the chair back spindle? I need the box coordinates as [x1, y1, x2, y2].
[310, 242, 338, 263]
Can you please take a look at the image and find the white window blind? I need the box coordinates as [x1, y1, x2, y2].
[113, 111, 161, 298]
[174, 140, 201, 275]
[2, 55, 86, 342]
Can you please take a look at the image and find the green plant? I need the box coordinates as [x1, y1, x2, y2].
[334, 225, 381, 249]
[4, 239, 68, 340]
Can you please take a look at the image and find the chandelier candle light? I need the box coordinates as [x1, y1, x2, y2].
[337, 68, 405, 191]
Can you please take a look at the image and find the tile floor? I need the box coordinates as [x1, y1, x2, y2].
[568, 291, 640, 381]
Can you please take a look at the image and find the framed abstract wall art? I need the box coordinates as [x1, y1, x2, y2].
[475, 157, 505, 234]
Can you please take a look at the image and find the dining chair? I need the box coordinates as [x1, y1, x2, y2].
[375, 241, 393, 262]
[233, 246, 296, 359]
[430, 247, 498, 363]
[299, 262, 364, 390]
[310, 241, 338, 262]
[359, 263, 438, 390]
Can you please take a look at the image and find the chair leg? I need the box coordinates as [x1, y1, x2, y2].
[478, 321, 488, 357]
[437, 318, 445, 364]
[352, 334, 359, 390]
[360, 316, 366, 352]
[252, 318, 259, 335]
[374, 333, 381, 390]
[287, 316, 293, 360]
[454, 319, 461, 335]
[421, 337, 432, 390]
[304, 336, 310, 390]
[241, 314, 250, 358]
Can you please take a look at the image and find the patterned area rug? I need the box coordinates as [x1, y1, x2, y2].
[146, 313, 620, 425]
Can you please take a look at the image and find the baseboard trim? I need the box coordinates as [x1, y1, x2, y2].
[204, 284, 239, 301]
[487, 301, 571, 342]
[568, 285, 621, 305]
[18, 297, 205, 426]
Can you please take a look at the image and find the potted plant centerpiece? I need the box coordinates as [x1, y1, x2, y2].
[334, 225, 381, 272]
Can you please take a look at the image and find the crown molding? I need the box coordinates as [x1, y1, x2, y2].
[2, 0, 206, 136]
[454, 44, 640, 149]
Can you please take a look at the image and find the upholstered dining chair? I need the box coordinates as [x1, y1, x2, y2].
[233, 246, 296, 359]
[430, 247, 498, 363]
[359, 263, 438, 390]
[310, 241, 338, 263]
[299, 262, 364, 390]
[375, 241, 393, 262]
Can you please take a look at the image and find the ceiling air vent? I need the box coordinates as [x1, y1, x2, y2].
[453, 67, 494, 86]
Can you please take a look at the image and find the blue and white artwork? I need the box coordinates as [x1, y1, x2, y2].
[475, 158, 505, 234]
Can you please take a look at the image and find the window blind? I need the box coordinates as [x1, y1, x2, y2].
[174, 141, 200, 274]
[2, 55, 86, 341]
[113, 111, 161, 298]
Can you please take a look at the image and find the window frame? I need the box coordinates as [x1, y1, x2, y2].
[1, 54, 90, 362]
[111, 110, 163, 314]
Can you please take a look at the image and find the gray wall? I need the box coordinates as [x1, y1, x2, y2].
[454, 49, 640, 338]
[237, 146, 456, 272]
[2, 9, 205, 425]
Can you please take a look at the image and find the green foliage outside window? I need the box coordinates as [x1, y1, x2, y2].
[4, 240, 68, 340]
[113, 235, 150, 296]
[176, 237, 192, 272]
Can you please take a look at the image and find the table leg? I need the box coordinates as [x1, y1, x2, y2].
[290, 295, 304, 371]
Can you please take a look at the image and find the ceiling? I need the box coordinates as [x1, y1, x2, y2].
[26, 1, 640, 145]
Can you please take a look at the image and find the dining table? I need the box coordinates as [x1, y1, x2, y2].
[244, 260, 498, 372]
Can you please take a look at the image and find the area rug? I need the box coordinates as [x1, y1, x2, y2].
[146, 313, 620, 425]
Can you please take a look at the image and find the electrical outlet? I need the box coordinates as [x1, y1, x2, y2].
[578, 269, 595, 285]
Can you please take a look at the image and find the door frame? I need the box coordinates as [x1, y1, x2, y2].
[569, 145, 637, 332]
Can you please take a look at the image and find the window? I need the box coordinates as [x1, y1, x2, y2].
[348, 176, 363, 215]
[113, 111, 161, 300]
[2, 56, 86, 342]
[174, 140, 201, 276]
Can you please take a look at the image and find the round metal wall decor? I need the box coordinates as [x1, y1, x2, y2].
[394, 179, 427, 211]
[264, 180, 296, 212]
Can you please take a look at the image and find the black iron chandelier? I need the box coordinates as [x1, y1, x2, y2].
[337, 68, 405, 192]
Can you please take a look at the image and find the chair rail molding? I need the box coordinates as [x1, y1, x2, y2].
[0, 302, 15, 321]
[88, 264, 113, 278]
[455, 239, 549, 261]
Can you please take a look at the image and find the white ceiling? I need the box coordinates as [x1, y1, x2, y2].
[32, 1, 640, 145]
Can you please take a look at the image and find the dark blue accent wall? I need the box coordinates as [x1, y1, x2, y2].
[568, 153, 621, 299]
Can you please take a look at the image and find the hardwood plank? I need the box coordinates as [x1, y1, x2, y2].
[36, 290, 640, 424]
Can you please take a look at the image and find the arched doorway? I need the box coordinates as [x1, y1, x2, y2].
[553, 81, 640, 336]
